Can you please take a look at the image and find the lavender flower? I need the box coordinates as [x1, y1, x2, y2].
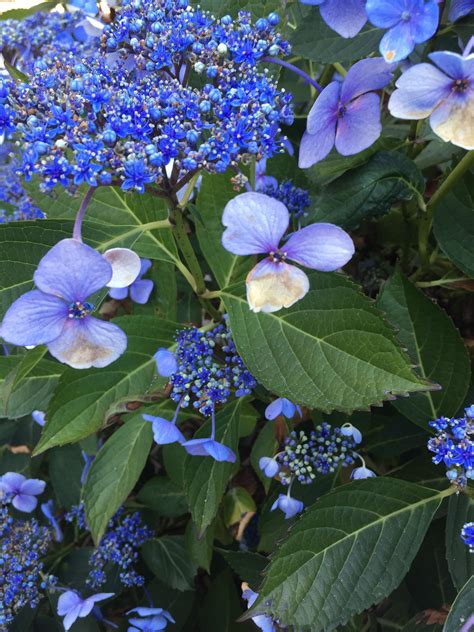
[222, 192, 354, 313]
[259, 456, 281, 478]
[299, 0, 368, 38]
[299, 57, 393, 167]
[242, 585, 276, 632]
[449, 0, 474, 22]
[0, 239, 127, 369]
[0, 472, 45, 513]
[128, 606, 175, 631]
[265, 398, 302, 421]
[389, 48, 474, 149]
[109, 258, 154, 304]
[271, 492, 304, 519]
[57, 591, 114, 631]
[366, 0, 439, 62]
[143, 412, 186, 446]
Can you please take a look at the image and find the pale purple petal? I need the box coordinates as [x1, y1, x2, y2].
[108, 286, 129, 300]
[85, 592, 114, 606]
[379, 21, 415, 63]
[0, 472, 25, 492]
[319, 0, 367, 38]
[182, 438, 209, 456]
[429, 93, 474, 149]
[34, 239, 112, 302]
[47, 316, 127, 369]
[341, 57, 394, 103]
[298, 129, 335, 168]
[143, 415, 185, 444]
[246, 259, 310, 313]
[299, 0, 324, 4]
[306, 80, 340, 135]
[389, 63, 452, 119]
[204, 440, 237, 463]
[154, 348, 178, 377]
[130, 279, 154, 304]
[265, 398, 284, 420]
[0, 289, 67, 346]
[32, 410, 46, 426]
[449, 0, 474, 22]
[12, 493, 38, 513]
[285, 223, 355, 271]
[58, 591, 82, 616]
[63, 605, 83, 631]
[335, 93, 382, 155]
[128, 607, 167, 616]
[19, 478, 46, 495]
[222, 192, 289, 255]
[412, 0, 439, 44]
[104, 248, 141, 288]
[366, 0, 403, 27]
[429, 51, 474, 80]
[139, 258, 152, 276]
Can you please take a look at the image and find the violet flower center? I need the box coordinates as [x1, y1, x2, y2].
[337, 104, 347, 118]
[269, 249, 287, 263]
[401, 11, 411, 21]
[68, 301, 94, 319]
[453, 78, 469, 92]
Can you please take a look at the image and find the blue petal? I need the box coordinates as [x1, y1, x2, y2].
[366, 0, 404, 27]
[341, 57, 394, 103]
[130, 279, 154, 304]
[412, 0, 439, 44]
[379, 21, 415, 63]
[448, 0, 474, 21]
[429, 51, 474, 80]
[285, 223, 355, 271]
[154, 348, 178, 377]
[143, 415, 185, 445]
[265, 398, 284, 420]
[389, 63, 452, 119]
[319, 0, 367, 38]
[336, 93, 383, 155]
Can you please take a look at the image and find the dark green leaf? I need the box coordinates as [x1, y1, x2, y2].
[444, 576, 474, 632]
[377, 270, 470, 428]
[315, 153, 425, 230]
[49, 444, 84, 508]
[147, 579, 195, 631]
[185, 520, 215, 573]
[143, 535, 197, 591]
[247, 478, 450, 630]
[0, 2, 58, 20]
[198, 569, 254, 632]
[3, 60, 28, 83]
[433, 176, 474, 278]
[223, 486, 256, 527]
[223, 272, 429, 414]
[217, 549, 268, 591]
[446, 493, 474, 591]
[137, 476, 188, 517]
[1, 346, 47, 416]
[34, 316, 176, 453]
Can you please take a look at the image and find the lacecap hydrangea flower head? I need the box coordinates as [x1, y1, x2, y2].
[6, 0, 293, 195]
[221, 192, 354, 312]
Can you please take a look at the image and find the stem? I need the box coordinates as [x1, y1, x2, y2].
[210, 404, 216, 440]
[261, 56, 322, 92]
[416, 276, 470, 288]
[169, 205, 206, 295]
[73, 186, 95, 241]
[332, 62, 347, 77]
[427, 150, 474, 210]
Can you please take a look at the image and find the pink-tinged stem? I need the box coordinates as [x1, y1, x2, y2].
[73, 186, 96, 241]
[261, 56, 322, 92]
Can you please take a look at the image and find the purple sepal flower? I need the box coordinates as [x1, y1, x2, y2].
[299, 0, 367, 38]
[41, 499, 63, 542]
[341, 423, 363, 444]
[182, 437, 237, 462]
[299, 57, 394, 167]
[154, 348, 178, 377]
[271, 493, 304, 519]
[0, 472, 45, 513]
[366, 0, 439, 63]
[389, 50, 474, 149]
[32, 410, 46, 426]
[449, 0, 474, 22]
[108, 258, 154, 304]
[259, 456, 280, 478]
[265, 397, 302, 420]
[57, 591, 114, 631]
[242, 587, 276, 632]
[127, 606, 175, 631]
[143, 414, 185, 445]
[222, 192, 354, 313]
[0, 239, 127, 369]
[351, 466, 377, 479]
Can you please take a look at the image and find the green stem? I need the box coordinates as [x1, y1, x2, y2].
[98, 219, 172, 251]
[332, 62, 347, 77]
[427, 150, 474, 211]
[170, 205, 206, 295]
[416, 276, 470, 288]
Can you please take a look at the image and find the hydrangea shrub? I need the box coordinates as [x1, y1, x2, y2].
[0, 0, 473, 630]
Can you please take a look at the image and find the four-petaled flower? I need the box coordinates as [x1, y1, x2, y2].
[143, 413, 186, 445]
[154, 348, 178, 377]
[109, 258, 154, 304]
[300, 0, 367, 38]
[265, 397, 302, 420]
[0, 472, 45, 512]
[0, 239, 127, 369]
[389, 49, 474, 150]
[222, 192, 354, 313]
[299, 57, 393, 167]
[259, 456, 281, 478]
[366, 0, 439, 63]
[341, 423, 363, 444]
[127, 606, 175, 631]
[271, 492, 304, 519]
[57, 591, 114, 631]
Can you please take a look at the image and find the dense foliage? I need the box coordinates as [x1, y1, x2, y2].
[0, 0, 473, 630]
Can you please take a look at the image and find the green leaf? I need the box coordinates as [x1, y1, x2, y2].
[137, 476, 188, 517]
[222, 272, 429, 413]
[217, 549, 268, 590]
[195, 172, 253, 289]
[34, 316, 176, 454]
[315, 153, 425, 230]
[0, 356, 62, 419]
[185, 519, 215, 573]
[433, 176, 474, 278]
[443, 576, 474, 632]
[142, 535, 197, 591]
[49, 444, 84, 508]
[377, 270, 470, 428]
[198, 569, 254, 632]
[84, 416, 153, 543]
[291, 11, 382, 63]
[446, 493, 474, 591]
[223, 487, 256, 527]
[3, 60, 28, 83]
[250, 421, 279, 492]
[0, 2, 58, 20]
[182, 399, 242, 534]
[247, 478, 450, 630]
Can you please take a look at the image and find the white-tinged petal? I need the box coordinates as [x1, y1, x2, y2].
[430, 93, 474, 149]
[103, 248, 141, 288]
[246, 259, 309, 313]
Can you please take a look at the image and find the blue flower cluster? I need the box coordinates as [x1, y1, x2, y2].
[263, 180, 311, 221]
[0, 498, 55, 628]
[65, 504, 153, 588]
[0, 144, 44, 223]
[461, 522, 474, 553]
[427, 407, 474, 487]
[5, 0, 293, 194]
[166, 322, 256, 417]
